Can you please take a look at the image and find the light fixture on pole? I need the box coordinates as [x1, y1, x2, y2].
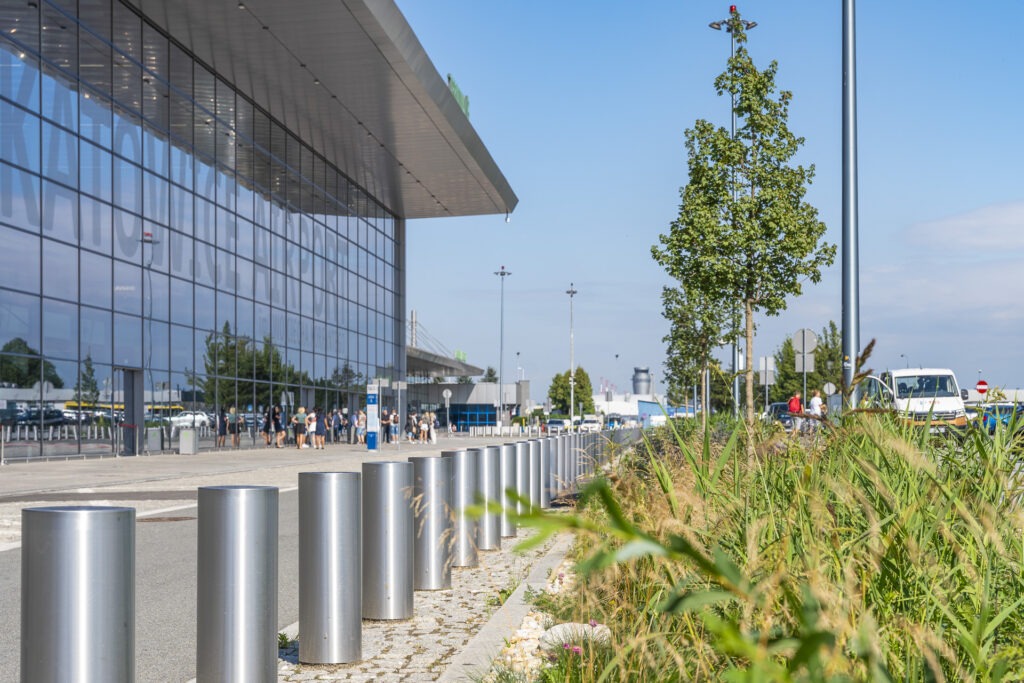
[709, 5, 756, 420]
[566, 283, 578, 430]
[494, 266, 511, 428]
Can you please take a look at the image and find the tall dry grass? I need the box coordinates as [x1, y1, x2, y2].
[520, 414, 1024, 681]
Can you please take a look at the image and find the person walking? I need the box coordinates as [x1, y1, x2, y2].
[305, 407, 318, 449]
[292, 406, 308, 449]
[390, 409, 400, 444]
[273, 406, 285, 448]
[262, 407, 273, 446]
[315, 407, 328, 449]
[356, 409, 367, 444]
[216, 408, 227, 448]
[787, 391, 804, 435]
[807, 389, 824, 433]
[381, 409, 390, 444]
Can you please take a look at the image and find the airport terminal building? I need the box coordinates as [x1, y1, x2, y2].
[0, 0, 516, 456]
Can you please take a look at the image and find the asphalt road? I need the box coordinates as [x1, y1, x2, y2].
[0, 489, 301, 683]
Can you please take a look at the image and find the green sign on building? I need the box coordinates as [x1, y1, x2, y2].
[447, 74, 470, 118]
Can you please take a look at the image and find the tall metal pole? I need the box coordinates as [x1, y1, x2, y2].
[566, 283, 578, 431]
[495, 266, 511, 427]
[710, 8, 756, 420]
[842, 0, 860, 407]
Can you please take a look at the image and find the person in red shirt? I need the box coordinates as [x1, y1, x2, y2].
[787, 392, 804, 434]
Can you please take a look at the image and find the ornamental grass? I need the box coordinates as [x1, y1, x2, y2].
[519, 414, 1024, 682]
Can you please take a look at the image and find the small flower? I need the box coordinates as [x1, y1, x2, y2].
[589, 619, 598, 627]
[572, 646, 582, 655]
[563, 643, 571, 650]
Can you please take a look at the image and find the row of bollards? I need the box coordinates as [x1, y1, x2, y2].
[20, 430, 635, 682]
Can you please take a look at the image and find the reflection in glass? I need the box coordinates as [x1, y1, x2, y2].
[0, 288, 41, 352]
[0, 226, 40, 293]
[80, 305, 112, 365]
[42, 239, 78, 302]
[113, 313, 142, 367]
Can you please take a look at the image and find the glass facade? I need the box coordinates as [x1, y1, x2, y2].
[0, 0, 405, 457]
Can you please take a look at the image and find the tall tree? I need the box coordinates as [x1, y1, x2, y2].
[0, 338, 64, 388]
[657, 286, 729, 429]
[480, 366, 498, 383]
[652, 9, 834, 424]
[548, 367, 595, 415]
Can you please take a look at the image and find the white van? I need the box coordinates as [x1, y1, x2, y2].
[862, 368, 968, 432]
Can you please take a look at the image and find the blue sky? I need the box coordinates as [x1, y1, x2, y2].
[399, 1, 1024, 402]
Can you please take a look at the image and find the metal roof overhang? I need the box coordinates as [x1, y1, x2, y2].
[406, 347, 483, 379]
[126, 0, 517, 219]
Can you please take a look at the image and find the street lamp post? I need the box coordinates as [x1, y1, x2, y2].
[709, 6, 756, 420]
[566, 283, 578, 430]
[494, 266, 511, 428]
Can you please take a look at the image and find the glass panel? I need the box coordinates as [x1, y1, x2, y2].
[0, 98, 41, 173]
[0, 288, 40, 353]
[42, 297, 77, 360]
[143, 170, 168, 224]
[113, 156, 142, 215]
[41, 179, 78, 244]
[195, 284, 215, 331]
[147, 269, 169, 321]
[194, 239, 214, 287]
[216, 247, 234, 292]
[80, 140, 113, 202]
[80, 196, 112, 254]
[169, 230, 192, 278]
[113, 259, 141, 315]
[0, 225, 40, 293]
[112, 208, 141, 261]
[170, 323, 192, 372]
[113, 313, 142, 367]
[169, 275, 192, 326]
[0, 161, 42, 232]
[236, 256, 252, 299]
[216, 288, 233, 331]
[146, 319, 168, 370]
[79, 249, 111, 308]
[42, 238, 77, 301]
[170, 184, 193, 234]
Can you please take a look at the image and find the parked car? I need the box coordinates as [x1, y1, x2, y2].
[762, 402, 794, 432]
[545, 418, 570, 434]
[168, 410, 211, 428]
[978, 403, 1024, 435]
[18, 407, 65, 426]
[580, 416, 602, 433]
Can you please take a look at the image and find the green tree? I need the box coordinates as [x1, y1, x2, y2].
[0, 338, 64, 388]
[75, 353, 100, 406]
[480, 366, 498, 383]
[652, 9, 835, 424]
[657, 286, 730, 428]
[547, 366, 595, 415]
[769, 321, 843, 405]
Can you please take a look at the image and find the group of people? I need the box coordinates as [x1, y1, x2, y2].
[215, 407, 245, 448]
[405, 411, 439, 444]
[787, 389, 826, 434]
[257, 405, 333, 449]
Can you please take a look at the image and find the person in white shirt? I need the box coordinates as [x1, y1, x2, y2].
[808, 389, 824, 432]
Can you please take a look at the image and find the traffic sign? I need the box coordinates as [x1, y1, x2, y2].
[977, 380, 988, 395]
[792, 328, 818, 354]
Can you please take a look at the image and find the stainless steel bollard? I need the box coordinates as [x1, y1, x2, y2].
[409, 456, 453, 590]
[22, 506, 135, 683]
[362, 461, 414, 619]
[298, 472, 361, 664]
[475, 446, 502, 551]
[442, 449, 478, 567]
[197, 486, 279, 683]
[540, 438, 552, 509]
[528, 440, 542, 511]
[499, 444, 518, 537]
[514, 441, 531, 514]
[555, 434, 565, 497]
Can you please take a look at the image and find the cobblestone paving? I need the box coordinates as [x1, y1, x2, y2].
[277, 530, 555, 682]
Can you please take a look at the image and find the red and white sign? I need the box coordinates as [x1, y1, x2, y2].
[976, 380, 988, 395]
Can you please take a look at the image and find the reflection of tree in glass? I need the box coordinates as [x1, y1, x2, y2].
[0, 338, 64, 388]
[75, 353, 100, 405]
